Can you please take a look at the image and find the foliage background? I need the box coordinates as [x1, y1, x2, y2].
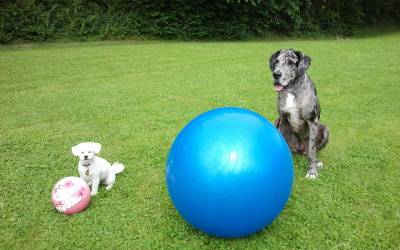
[0, 0, 399, 43]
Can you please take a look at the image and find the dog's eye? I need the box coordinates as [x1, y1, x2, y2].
[88, 151, 91, 153]
[288, 60, 294, 65]
[81, 151, 84, 154]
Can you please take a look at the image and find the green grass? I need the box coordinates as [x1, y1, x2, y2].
[1, 33, 399, 249]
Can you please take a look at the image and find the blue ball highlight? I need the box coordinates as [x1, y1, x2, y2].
[166, 107, 294, 238]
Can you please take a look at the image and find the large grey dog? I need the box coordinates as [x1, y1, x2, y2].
[269, 49, 329, 179]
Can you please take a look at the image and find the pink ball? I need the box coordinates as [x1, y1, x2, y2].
[51, 176, 91, 215]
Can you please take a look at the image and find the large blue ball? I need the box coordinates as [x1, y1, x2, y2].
[166, 107, 293, 238]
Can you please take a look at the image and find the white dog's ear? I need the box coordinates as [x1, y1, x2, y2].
[71, 145, 80, 156]
[92, 143, 101, 154]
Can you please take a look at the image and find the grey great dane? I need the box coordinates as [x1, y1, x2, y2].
[269, 49, 329, 179]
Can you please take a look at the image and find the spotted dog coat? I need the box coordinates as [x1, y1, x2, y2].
[269, 49, 329, 179]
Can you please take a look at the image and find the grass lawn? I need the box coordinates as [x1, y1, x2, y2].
[1, 33, 399, 249]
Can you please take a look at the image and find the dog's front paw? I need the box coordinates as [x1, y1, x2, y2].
[306, 172, 318, 179]
[306, 166, 318, 179]
[91, 191, 97, 196]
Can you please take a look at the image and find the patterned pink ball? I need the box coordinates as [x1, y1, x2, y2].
[51, 176, 91, 215]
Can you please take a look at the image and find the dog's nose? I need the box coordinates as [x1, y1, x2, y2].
[84, 155, 88, 160]
[273, 71, 282, 80]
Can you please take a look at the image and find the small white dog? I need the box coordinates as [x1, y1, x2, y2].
[72, 142, 124, 196]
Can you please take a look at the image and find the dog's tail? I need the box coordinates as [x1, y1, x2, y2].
[111, 162, 124, 174]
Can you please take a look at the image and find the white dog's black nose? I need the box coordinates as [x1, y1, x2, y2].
[84, 155, 88, 160]
[273, 71, 282, 80]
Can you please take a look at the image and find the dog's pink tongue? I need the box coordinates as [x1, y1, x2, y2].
[274, 84, 283, 92]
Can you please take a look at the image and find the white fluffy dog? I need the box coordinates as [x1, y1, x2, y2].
[72, 142, 124, 196]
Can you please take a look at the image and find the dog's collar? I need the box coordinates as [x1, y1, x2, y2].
[83, 163, 90, 167]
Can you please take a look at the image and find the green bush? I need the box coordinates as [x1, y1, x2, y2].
[0, 0, 398, 43]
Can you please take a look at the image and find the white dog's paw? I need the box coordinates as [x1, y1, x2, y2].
[106, 185, 113, 191]
[317, 161, 324, 169]
[91, 191, 97, 196]
[306, 170, 318, 179]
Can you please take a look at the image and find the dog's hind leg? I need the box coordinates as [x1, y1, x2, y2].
[316, 123, 330, 151]
[277, 119, 306, 154]
[104, 173, 116, 191]
[315, 123, 329, 169]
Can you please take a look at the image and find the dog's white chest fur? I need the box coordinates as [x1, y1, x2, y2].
[283, 93, 303, 131]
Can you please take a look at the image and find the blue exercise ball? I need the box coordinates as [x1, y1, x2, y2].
[166, 107, 293, 238]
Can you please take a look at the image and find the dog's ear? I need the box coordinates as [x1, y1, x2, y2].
[71, 145, 80, 156]
[295, 51, 311, 76]
[269, 50, 281, 71]
[92, 143, 101, 154]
